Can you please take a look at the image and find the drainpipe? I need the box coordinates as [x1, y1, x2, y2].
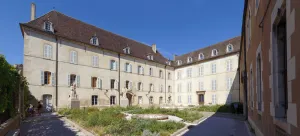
[118, 53, 121, 106]
[164, 65, 167, 104]
[55, 36, 59, 111]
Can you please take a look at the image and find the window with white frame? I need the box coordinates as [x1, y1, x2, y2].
[137, 82, 143, 91]
[68, 74, 80, 87]
[187, 95, 192, 104]
[199, 65, 204, 76]
[138, 66, 144, 75]
[70, 50, 78, 64]
[199, 53, 204, 60]
[149, 83, 154, 92]
[125, 63, 132, 73]
[90, 36, 99, 45]
[212, 94, 217, 105]
[149, 96, 153, 104]
[138, 96, 143, 104]
[91, 95, 98, 105]
[166, 61, 171, 65]
[110, 96, 116, 105]
[226, 59, 232, 72]
[168, 96, 172, 103]
[177, 60, 182, 66]
[147, 55, 154, 60]
[43, 45, 52, 59]
[111, 79, 116, 89]
[110, 60, 117, 70]
[149, 68, 153, 76]
[187, 57, 193, 63]
[177, 71, 182, 79]
[199, 81, 204, 91]
[227, 77, 233, 90]
[159, 70, 163, 78]
[255, 0, 260, 14]
[41, 71, 55, 85]
[125, 80, 132, 89]
[177, 83, 181, 93]
[211, 63, 216, 74]
[226, 44, 233, 52]
[92, 56, 99, 67]
[123, 47, 130, 54]
[211, 79, 217, 90]
[178, 95, 182, 103]
[187, 82, 192, 92]
[211, 49, 218, 56]
[44, 21, 53, 32]
[187, 68, 192, 78]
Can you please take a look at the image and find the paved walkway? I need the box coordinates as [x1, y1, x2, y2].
[178, 112, 251, 136]
[20, 113, 86, 136]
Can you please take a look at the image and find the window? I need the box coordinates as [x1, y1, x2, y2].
[41, 71, 51, 85]
[168, 96, 172, 103]
[123, 47, 130, 54]
[91, 95, 98, 105]
[199, 65, 204, 76]
[187, 68, 192, 78]
[149, 68, 153, 76]
[257, 54, 262, 111]
[91, 77, 97, 88]
[90, 36, 99, 45]
[159, 70, 163, 78]
[211, 63, 216, 74]
[68, 74, 80, 87]
[226, 60, 232, 72]
[199, 81, 204, 91]
[110, 96, 116, 105]
[178, 96, 181, 103]
[177, 60, 182, 66]
[91, 77, 102, 89]
[43, 45, 52, 59]
[187, 57, 193, 63]
[125, 63, 132, 73]
[160, 85, 163, 92]
[110, 60, 117, 70]
[255, 0, 260, 14]
[92, 56, 99, 67]
[147, 55, 154, 60]
[226, 44, 233, 52]
[227, 78, 233, 90]
[138, 66, 144, 75]
[168, 86, 171, 93]
[159, 97, 163, 104]
[166, 61, 171, 65]
[188, 95, 192, 104]
[137, 82, 143, 91]
[177, 71, 182, 79]
[187, 82, 192, 92]
[149, 96, 153, 104]
[168, 72, 171, 80]
[70, 51, 78, 64]
[111, 79, 116, 89]
[149, 84, 154, 92]
[211, 80, 217, 90]
[125, 80, 132, 89]
[177, 83, 181, 93]
[44, 21, 53, 32]
[212, 94, 217, 105]
[199, 53, 204, 60]
[138, 96, 143, 104]
[211, 49, 218, 56]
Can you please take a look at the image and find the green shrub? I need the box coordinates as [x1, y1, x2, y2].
[192, 103, 243, 114]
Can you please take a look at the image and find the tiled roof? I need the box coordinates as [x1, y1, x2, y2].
[174, 36, 241, 66]
[20, 11, 170, 65]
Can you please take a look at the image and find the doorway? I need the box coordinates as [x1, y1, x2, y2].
[198, 94, 204, 105]
[43, 94, 53, 112]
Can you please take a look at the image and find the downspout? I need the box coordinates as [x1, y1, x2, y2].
[55, 36, 59, 110]
[118, 53, 121, 106]
[165, 65, 167, 104]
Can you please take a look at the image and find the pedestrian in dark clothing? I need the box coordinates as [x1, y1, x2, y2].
[37, 101, 43, 116]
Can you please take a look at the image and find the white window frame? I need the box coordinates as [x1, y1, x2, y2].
[178, 95, 182, 103]
[110, 60, 117, 70]
[212, 94, 217, 105]
[211, 63, 216, 74]
[226, 59, 232, 72]
[70, 50, 78, 64]
[187, 57, 193, 63]
[44, 21, 53, 32]
[177, 71, 181, 80]
[211, 79, 217, 91]
[199, 65, 204, 76]
[149, 68, 153, 76]
[92, 55, 99, 67]
[90, 36, 99, 45]
[110, 96, 116, 105]
[43, 44, 52, 59]
[187, 68, 192, 78]
[199, 53, 204, 60]
[211, 49, 218, 56]
[177, 60, 182, 66]
[226, 44, 234, 52]
[91, 95, 98, 105]
[125, 63, 132, 73]
[255, 0, 260, 16]
[187, 95, 192, 104]
[177, 83, 181, 93]
[123, 47, 130, 54]
[227, 77, 233, 90]
[199, 81, 204, 91]
[187, 82, 192, 92]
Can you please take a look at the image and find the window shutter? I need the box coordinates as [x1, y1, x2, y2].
[76, 75, 80, 87]
[130, 64, 132, 73]
[41, 71, 44, 85]
[49, 45, 52, 59]
[141, 83, 143, 91]
[68, 74, 70, 86]
[114, 80, 118, 89]
[74, 52, 77, 64]
[52, 72, 55, 86]
[99, 79, 102, 89]
[90, 38, 93, 44]
[124, 63, 127, 71]
[129, 82, 132, 89]
[92, 56, 94, 66]
[70, 52, 73, 63]
[115, 61, 117, 70]
[96, 56, 99, 67]
[96, 77, 100, 88]
[50, 24, 54, 32]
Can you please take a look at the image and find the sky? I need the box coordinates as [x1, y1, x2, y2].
[0, 0, 244, 64]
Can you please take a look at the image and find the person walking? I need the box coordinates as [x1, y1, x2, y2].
[37, 101, 43, 116]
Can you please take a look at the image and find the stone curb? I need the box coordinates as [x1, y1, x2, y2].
[60, 117, 95, 136]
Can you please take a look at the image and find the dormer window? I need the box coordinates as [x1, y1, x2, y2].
[90, 36, 99, 45]
[147, 55, 154, 60]
[187, 57, 193, 63]
[211, 49, 218, 56]
[166, 61, 171, 65]
[226, 44, 234, 52]
[199, 53, 204, 60]
[177, 60, 182, 66]
[44, 21, 53, 32]
[123, 47, 130, 54]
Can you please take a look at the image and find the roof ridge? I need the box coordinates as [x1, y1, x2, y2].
[26, 10, 56, 24]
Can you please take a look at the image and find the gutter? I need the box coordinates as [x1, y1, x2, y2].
[55, 36, 59, 110]
[165, 65, 167, 104]
[118, 53, 121, 106]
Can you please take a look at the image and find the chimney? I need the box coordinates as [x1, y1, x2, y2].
[31, 3, 36, 21]
[152, 44, 157, 53]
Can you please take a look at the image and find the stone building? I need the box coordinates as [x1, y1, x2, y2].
[239, 0, 299, 135]
[20, 4, 240, 110]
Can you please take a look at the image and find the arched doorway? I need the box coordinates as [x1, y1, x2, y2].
[126, 93, 133, 106]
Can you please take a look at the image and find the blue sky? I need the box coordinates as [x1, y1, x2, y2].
[0, 0, 244, 64]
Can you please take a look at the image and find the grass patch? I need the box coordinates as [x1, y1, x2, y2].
[58, 107, 185, 136]
[127, 107, 203, 122]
